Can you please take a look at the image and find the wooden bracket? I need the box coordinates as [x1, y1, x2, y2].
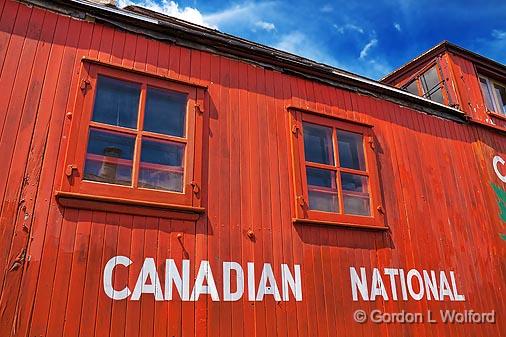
[65, 164, 78, 177]
[190, 181, 200, 194]
[292, 124, 300, 135]
[297, 195, 306, 207]
[80, 79, 91, 94]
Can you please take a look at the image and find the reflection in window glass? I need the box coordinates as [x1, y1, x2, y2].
[479, 77, 495, 111]
[139, 139, 185, 192]
[420, 66, 444, 104]
[144, 87, 187, 137]
[92, 76, 140, 129]
[306, 167, 338, 213]
[303, 122, 334, 165]
[337, 130, 365, 170]
[493, 84, 506, 114]
[341, 173, 370, 216]
[84, 128, 135, 185]
[405, 80, 419, 95]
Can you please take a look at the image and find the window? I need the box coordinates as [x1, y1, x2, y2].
[402, 64, 446, 104]
[290, 111, 384, 228]
[60, 63, 205, 209]
[479, 75, 506, 116]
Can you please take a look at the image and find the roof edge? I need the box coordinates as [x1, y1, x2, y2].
[381, 41, 506, 84]
[21, 0, 468, 123]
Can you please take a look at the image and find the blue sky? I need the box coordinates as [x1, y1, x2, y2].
[118, 0, 506, 80]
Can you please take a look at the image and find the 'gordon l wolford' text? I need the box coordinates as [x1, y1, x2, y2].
[103, 256, 302, 302]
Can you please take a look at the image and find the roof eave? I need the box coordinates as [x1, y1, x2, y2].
[22, 0, 468, 123]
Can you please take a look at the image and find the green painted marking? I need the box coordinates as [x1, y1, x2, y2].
[491, 183, 506, 223]
[500, 233, 506, 241]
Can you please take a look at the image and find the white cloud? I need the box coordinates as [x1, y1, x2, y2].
[359, 38, 378, 59]
[320, 4, 333, 12]
[204, 2, 277, 29]
[334, 23, 364, 34]
[117, 0, 278, 31]
[273, 31, 341, 67]
[492, 29, 506, 40]
[255, 20, 276, 31]
[394, 22, 401, 32]
[118, 0, 216, 28]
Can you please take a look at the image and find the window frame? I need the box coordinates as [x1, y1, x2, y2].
[402, 62, 448, 105]
[60, 62, 205, 209]
[290, 110, 385, 228]
[478, 74, 506, 117]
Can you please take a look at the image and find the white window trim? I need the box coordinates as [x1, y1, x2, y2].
[479, 75, 506, 115]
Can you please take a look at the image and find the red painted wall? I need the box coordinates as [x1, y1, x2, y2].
[0, 1, 504, 336]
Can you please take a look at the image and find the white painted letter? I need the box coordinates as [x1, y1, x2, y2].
[256, 263, 281, 301]
[439, 271, 455, 301]
[223, 262, 244, 301]
[350, 267, 369, 301]
[398, 269, 408, 300]
[131, 258, 163, 301]
[450, 271, 465, 301]
[165, 259, 190, 301]
[370, 268, 389, 300]
[103, 256, 132, 300]
[493, 155, 506, 183]
[281, 264, 302, 301]
[406, 269, 424, 301]
[247, 262, 256, 301]
[423, 270, 439, 301]
[384, 268, 399, 300]
[190, 261, 220, 301]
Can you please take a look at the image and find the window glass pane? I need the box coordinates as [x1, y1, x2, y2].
[139, 138, 185, 192]
[144, 87, 187, 137]
[341, 173, 370, 216]
[84, 128, 135, 186]
[419, 66, 445, 104]
[428, 87, 444, 104]
[493, 84, 506, 114]
[420, 66, 440, 95]
[306, 167, 338, 213]
[479, 78, 495, 111]
[405, 80, 419, 95]
[337, 130, 365, 170]
[303, 122, 334, 165]
[92, 76, 140, 129]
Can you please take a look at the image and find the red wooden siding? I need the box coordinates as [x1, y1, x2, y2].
[0, 1, 504, 337]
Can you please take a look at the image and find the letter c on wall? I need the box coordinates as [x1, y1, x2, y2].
[493, 155, 506, 183]
[103, 256, 133, 300]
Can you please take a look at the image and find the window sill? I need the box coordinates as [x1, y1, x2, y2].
[55, 191, 205, 221]
[487, 111, 506, 122]
[293, 218, 388, 231]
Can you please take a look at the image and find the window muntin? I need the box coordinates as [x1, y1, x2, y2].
[291, 111, 383, 227]
[62, 63, 203, 208]
[479, 77, 495, 111]
[83, 75, 188, 193]
[419, 66, 444, 103]
[493, 83, 506, 114]
[402, 64, 446, 104]
[301, 120, 372, 217]
[478, 75, 506, 115]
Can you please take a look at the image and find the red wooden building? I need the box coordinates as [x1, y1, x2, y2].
[0, 0, 504, 336]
